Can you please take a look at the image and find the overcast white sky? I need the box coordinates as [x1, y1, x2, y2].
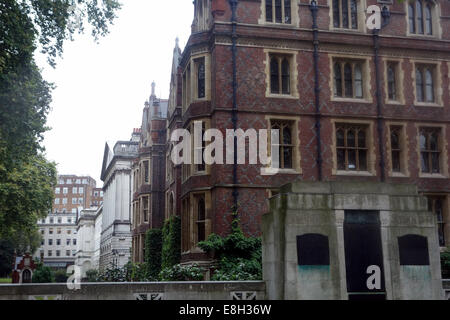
[36, 1, 193, 186]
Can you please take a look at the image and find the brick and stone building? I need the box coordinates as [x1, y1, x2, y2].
[99, 133, 139, 269]
[166, 0, 450, 271]
[131, 83, 168, 263]
[33, 175, 102, 269]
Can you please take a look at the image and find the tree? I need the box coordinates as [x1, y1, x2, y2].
[0, 0, 121, 243]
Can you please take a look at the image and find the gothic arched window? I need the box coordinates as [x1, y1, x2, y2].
[409, 0, 434, 35]
[270, 55, 291, 95]
[265, 0, 291, 24]
[333, 0, 358, 29]
[416, 65, 435, 103]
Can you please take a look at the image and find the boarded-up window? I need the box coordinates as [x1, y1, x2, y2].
[398, 234, 430, 266]
[296, 234, 330, 265]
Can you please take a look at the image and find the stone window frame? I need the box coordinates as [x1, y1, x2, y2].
[182, 52, 211, 114]
[182, 118, 211, 183]
[415, 123, 448, 178]
[383, 58, 405, 105]
[141, 195, 150, 224]
[411, 60, 442, 107]
[259, 0, 300, 27]
[181, 191, 212, 253]
[328, 0, 367, 33]
[142, 159, 150, 185]
[386, 122, 410, 178]
[329, 54, 373, 104]
[264, 49, 299, 99]
[331, 118, 376, 176]
[263, 115, 302, 175]
[405, 0, 442, 39]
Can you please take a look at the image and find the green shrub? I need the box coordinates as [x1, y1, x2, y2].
[441, 249, 450, 279]
[96, 266, 127, 282]
[159, 264, 203, 281]
[145, 228, 163, 279]
[85, 269, 100, 282]
[198, 210, 262, 281]
[54, 269, 69, 283]
[32, 264, 54, 283]
[126, 262, 153, 282]
[162, 216, 181, 270]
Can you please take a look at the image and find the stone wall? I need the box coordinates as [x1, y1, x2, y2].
[0, 281, 265, 301]
[263, 181, 445, 300]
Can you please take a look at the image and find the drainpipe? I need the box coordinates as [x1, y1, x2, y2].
[310, 0, 323, 182]
[229, 0, 239, 212]
[373, 6, 390, 183]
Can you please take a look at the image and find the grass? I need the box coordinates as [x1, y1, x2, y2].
[0, 278, 11, 284]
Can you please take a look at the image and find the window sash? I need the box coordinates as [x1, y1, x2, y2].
[336, 125, 368, 171]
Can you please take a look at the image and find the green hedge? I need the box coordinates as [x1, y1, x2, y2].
[162, 216, 181, 270]
[145, 228, 162, 279]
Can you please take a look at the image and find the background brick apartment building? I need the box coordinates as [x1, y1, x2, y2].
[158, 0, 450, 267]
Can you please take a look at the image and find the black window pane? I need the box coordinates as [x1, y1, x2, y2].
[417, 0, 424, 34]
[334, 63, 342, 97]
[430, 132, 438, 150]
[283, 147, 293, 169]
[270, 58, 279, 94]
[337, 149, 345, 170]
[391, 131, 399, 150]
[350, 0, 358, 29]
[431, 153, 440, 173]
[357, 130, 366, 148]
[408, 5, 415, 33]
[283, 126, 292, 145]
[284, 0, 291, 23]
[416, 69, 424, 102]
[337, 129, 345, 147]
[388, 67, 396, 100]
[281, 58, 290, 94]
[275, 0, 282, 23]
[198, 61, 205, 98]
[342, 0, 349, 28]
[392, 151, 401, 172]
[347, 129, 355, 147]
[333, 0, 340, 27]
[266, 0, 273, 22]
[425, 5, 432, 35]
[344, 63, 353, 97]
[359, 150, 367, 171]
[348, 149, 356, 170]
[421, 152, 430, 172]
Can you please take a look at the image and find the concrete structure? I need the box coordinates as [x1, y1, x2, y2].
[263, 181, 445, 300]
[75, 207, 103, 275]
[131, 83, 168, 263]
[34, 211, 78, 269]
[0, 281, 265, 300]
[165, 0, 450, 267]
[99, 133, 139, 269]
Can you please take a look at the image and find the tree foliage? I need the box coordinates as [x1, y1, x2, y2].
[198, 211, 262, 281]
[0, 0, 120, 246]
[161, 216, 181, 270]
[145, 228, 163, 279]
